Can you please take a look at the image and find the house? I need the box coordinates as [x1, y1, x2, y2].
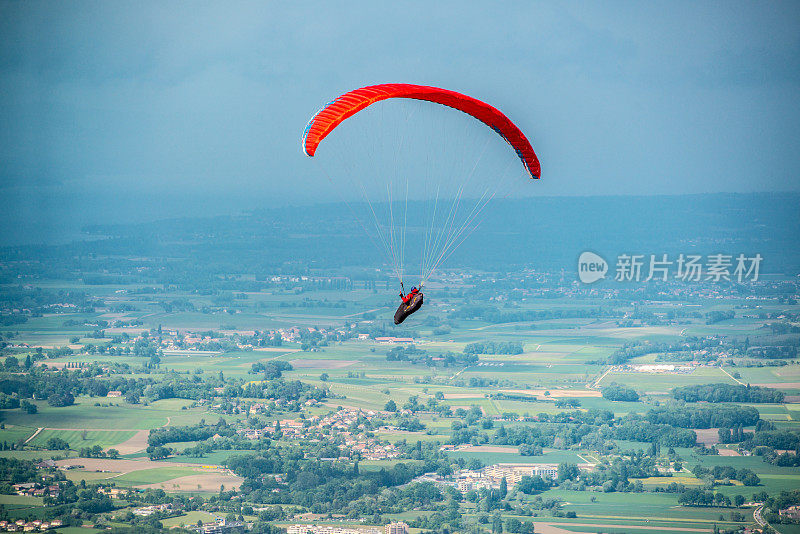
[385, 522, 409, 534]
[780, 505, 800, 520]
[13, 483, 36, 495]
[374, 337, 414, 344]
[192, 519, 246, 534]
[132, 503, 172, 517]
[99, 487, 127, 498]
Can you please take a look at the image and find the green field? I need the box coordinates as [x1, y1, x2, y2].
[0, 397, 205, 429]
[110, 466, 201, 486]
[169, 449, 258, 465]
[0, 424, 37, 445]
[532, 489, 747, 526]
[27, 428, 135, 450]
[161, 511, 220, 528]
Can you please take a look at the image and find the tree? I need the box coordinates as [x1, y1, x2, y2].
[46, 437, 70, 450]
[20, 400, 37, 414]
[492, 513, 503, 533]
[519, 443, 542, 456]
[558, 462, 580, 482]
[47, 392, 74, 407]
[384, 399, 397, 412]
[672, 386, 785, 403]
[602, 383, 639, 402]
[741, 472, 760, 486]
[148, 446, 172, 460]
[517, 475, 548, 495]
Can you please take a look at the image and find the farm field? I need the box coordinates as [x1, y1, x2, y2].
[0, 397, 205, 429]
[1, 272, 799, 533]
[27, 429, 136, 450]
[160, 511, 221, 528]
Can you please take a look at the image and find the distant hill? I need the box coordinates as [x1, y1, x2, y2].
[4, 192, 799, 275]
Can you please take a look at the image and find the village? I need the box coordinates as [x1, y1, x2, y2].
[412, 462, 595, 493]
[0, 520, 63, 533]
[237, 408, 400, 461]
[286, 522, 406, 534]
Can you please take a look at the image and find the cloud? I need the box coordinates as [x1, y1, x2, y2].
[0, 0, 798, 213]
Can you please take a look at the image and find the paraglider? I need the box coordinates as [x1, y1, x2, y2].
[394, 287, 423, 325]
[400, 285, 420, 305]
[302, 84, 540, 324]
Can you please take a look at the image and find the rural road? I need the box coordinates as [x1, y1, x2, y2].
[720, 366, 746, 386]
[754, 505, 765, 527]
[343, 307, 386, 318]
[24, 427, 43, 444]
[588, 366, 613, 389]
[450, 367, 468, 380]
[753, 504, 777, 533]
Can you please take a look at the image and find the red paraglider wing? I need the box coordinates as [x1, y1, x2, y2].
[302, 84, 540, 179]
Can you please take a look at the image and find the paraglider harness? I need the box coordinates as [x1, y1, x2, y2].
[400, 283, 419, 304]
[394, 282, 423, 325]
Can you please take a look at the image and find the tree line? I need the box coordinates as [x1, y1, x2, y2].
[672, 383, 784, 403]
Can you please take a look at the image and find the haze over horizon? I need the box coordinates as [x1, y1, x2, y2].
[2, 1, 799, 244]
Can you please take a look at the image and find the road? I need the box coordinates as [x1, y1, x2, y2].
[754, 504, 780, 533]
[754, 505, 765, 527]
[588, 366, 614, 389]
[720, 366, 746, 386]
[450, 366, 469, 380]
[23, 427, 43, 444]
[343, 307, 387, 319]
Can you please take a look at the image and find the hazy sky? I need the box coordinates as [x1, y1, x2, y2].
[1, 1, 799, 240]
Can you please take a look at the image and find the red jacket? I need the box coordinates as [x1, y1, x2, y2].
[401, 288, 419, 304]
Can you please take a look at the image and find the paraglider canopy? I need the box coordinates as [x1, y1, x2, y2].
[301, 83, 541, 308]
[303, 84, 540, 179]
